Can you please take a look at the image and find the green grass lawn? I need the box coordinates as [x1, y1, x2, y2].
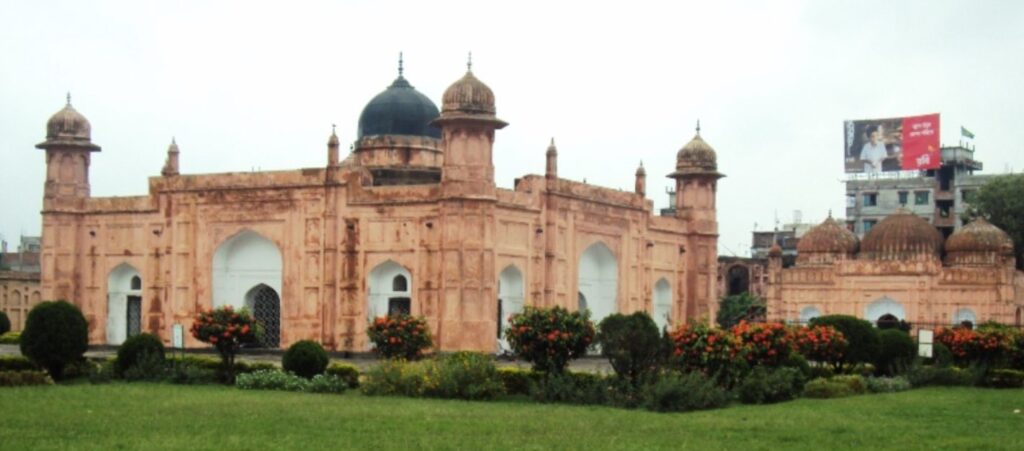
[1, 384, 1022, 450]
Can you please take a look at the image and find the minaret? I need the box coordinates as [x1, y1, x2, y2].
[635, 161, 646, 197]
[667, 121, 725, 322]
[327, 124, 340, 167]
[36, 93, 101, 210]
[431, 56, 508, 351]
[36, 94, 101, 304]
[161, 138, 180, 177]
[545, 138, 558, 179]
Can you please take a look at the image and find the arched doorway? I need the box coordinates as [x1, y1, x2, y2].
[107, 264, 142, 345]
[497, 265, 525, 350]
[953, 308, 977, 329]
[726, 265, 750, 296]
[246, 284, 280, 348]
[578, 242, 618, 325]
[800, 306, 822, 325]
[865, 297, 905, 324]
[212, 230, 283, 310]
[368, 261, 413, 321]
[653, 278, 672, 332]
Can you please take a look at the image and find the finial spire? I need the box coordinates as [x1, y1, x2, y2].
[331, 123, 337, 134]
[398, 52, 404, 76]
[639, 160, 644, 168]
[467, 51, 472, 71]
[828, 209, 833, 218]
[171, 136, 176, 146]
[66, 92, 71, 106]
[696, 119, 701, 135]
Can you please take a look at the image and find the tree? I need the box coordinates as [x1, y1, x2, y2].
[596, 312, 662, 387]
[19, 300, 89, 380]
[809, 315, 880, 371]
[505, 306, 595, 374]
[716, 293, 765, 329]
[965, 173, 1024, 269]
[190, 306, 259, 384]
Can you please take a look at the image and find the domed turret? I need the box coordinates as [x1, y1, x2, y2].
[675, 122, 717, 173]
[944, 218, 1014, 266]
[357, 56, 441, 139]
[36, 94, 100, 151]
[796, 216, 859, 264]
[860, 210, 944, 261]
[441, 70, 495, 116]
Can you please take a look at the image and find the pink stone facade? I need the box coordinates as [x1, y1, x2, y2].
[36, 70, 722, 351]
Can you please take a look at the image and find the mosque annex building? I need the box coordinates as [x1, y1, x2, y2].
[36, 62, 724, 351]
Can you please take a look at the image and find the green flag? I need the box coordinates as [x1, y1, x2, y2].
[961, 126, 975, 139]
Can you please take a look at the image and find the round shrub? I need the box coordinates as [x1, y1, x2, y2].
[0, 311, 11, 336]
[875, 329, 915, 376]
[20, 300, 89, 380]
[668, 322, 746, 387]
[640, 372, 730, 412]
[928, 342, 954, 367]
[793, 325, 848, 367]
[282, 340, 329, 378]
[115, 333, 166, 376]
[505, 306, 594, 373]
[596, 312, 662, 386]
[809, 315, 879, 369]
[367, 314, 433, 360]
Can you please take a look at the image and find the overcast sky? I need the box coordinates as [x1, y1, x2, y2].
[2, 0, 1023, 256]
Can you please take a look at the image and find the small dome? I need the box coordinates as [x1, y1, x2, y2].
[357, 75, 441, 139]
[46, 96, 92, 142]
[860, 210, 944, 260]
[441, 70, 496, 116]
[945, 218, 1013, 254]
[797, 217, 859, 255]
[768, 242, 783, 258]
[675, 124, 717, 173]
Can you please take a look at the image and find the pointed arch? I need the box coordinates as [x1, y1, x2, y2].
[367, 260, 412, 321]
[212, 230, 283, 310]
[498, 265, 525, 344]
[953, 308, 977, 327]
[800, 306, 823, 324]
[864, 297, 905, 323]
[107, 263, 142, 345]
[578, 241, 618, 325]
[245, 284, 281, 348]
[653, 277, 672, 332]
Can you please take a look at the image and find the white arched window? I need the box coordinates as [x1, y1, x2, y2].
[953, 308, 977, 327]
[212, 230, 283, 310]
[653, 278, 672, 332]
[578, 242, 618, 325]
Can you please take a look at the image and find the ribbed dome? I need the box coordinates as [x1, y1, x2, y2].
[676, 133, 717, 172]
[357, 75, 441, 139]
[46, 98, 92, 142]
[860, 210, 944, 260]
[441, 70, 496, 115]
[797, 217, 859, 254]
[945, 218, 1013, 254]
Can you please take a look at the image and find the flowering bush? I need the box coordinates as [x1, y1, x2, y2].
[731, 321, 792, 367]
[669, 322, 745, 386]
[793, 325, 847, 367]
[935, 326, 1014, 366]
[190, 306, 259, 383]
[505, 306, 595, 374]
[367, 314, 433, 360]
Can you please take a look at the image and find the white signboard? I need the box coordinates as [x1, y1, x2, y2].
[172, 324, 184, 349]
[917, 329, 933, 358]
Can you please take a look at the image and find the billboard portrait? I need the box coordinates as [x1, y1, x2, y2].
[844, 114, 940, 174]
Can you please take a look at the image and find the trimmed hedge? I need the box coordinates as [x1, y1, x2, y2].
[115, 333, 166, 377]
[0, 331, 19, 344]
[640, 372, 731, 412]
[983, 369, 1024, 389]
[809, 315, 880, 369]
[0, 370, 53, 387]
[282, 340, 329, 379]
[737, 367, 805, 404]
[875, 329, 915, 376]
[325, 363, 360, 389]
[0, 356, 37, 371]
[0, 311, 10, 336]
[20, 300, 89, 380]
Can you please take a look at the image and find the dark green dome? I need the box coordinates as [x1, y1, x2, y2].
[357, 75, 441, 139]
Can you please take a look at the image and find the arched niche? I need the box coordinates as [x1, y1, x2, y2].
[212, 230, 283, 311]
[953, 308, 977, 327]
[497, 265, 525, 349]
[653, 278, 672, 332]
[107, 263, 142, 345]
[864, 297, 905, 323]
[726, 265, 750, 296]
[578, 242, 618, 325]
[367, 260, 412, 321]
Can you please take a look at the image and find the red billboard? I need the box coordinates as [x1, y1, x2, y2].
[844, 114, 940, 173]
